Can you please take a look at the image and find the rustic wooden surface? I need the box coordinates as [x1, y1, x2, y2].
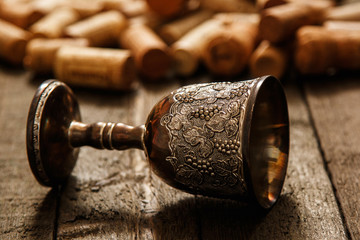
[0, 64, 359, 239]
[304, 74, 360, 240]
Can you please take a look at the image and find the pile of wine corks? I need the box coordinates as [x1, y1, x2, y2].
[0, 0, 360, 90]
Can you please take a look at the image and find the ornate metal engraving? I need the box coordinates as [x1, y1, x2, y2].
[161, 80, 255, 194]
[32, 81, 62, 185]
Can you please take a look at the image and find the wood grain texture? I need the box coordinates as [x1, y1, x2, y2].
[0, 67, 56, 240]
[304, 74, 360, 240]
[0, 65, 353, 239]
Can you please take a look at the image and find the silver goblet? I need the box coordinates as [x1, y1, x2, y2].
[26, 75, 289, 209]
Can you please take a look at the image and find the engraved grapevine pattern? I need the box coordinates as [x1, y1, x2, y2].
[161, 80, 255, 194]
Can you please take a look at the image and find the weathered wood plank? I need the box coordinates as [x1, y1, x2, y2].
[0, 66, 350, 239]
[304, 74, 360, 240]
[0, 67, 57, 240]
[56, 87, 148, 239]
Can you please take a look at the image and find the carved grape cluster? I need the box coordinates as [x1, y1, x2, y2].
[185, 155, 215, 177]
[234, 88, 248, 98]
[175, 92, 194, 103]
[213, 138, 240, 155]
[190, 104, 222, 121]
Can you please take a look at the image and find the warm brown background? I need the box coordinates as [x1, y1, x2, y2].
[0, 64, 359, 239]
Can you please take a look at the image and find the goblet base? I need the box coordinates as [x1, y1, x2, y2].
[26, 80, 81, 187]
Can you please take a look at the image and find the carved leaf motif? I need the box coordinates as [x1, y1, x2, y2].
[206, 97, 217, 104]
[176, 165, 203, 185]
[205, 113, 227, 132]
[213, 83, 227, 91]
[228, 101, 240, 117]
[192, 90, 211, 101]
[212, 161, 231, 176]
[183, 126, 205, 146]
[166, 156, 178, 169]
[168, 115, 184, 131]
[225, 118, 238, 137]
[225, 174, 238, 186]
[204, 127, 215, 139]
[182, 147, 192, 154]
[198, 140, 214, 158]
[179, 104, 192, 115]
[169, 135, 182, 151]
[215, 90, 228, 99]
[228, 157, 238, 167]
[160, 114, 171, 126]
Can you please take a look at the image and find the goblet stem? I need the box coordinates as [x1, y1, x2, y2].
[69, 121, 145, 150]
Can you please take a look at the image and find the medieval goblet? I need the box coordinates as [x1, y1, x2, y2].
[26, 75, 289, 209]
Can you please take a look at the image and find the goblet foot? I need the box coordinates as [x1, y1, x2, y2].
[26, 80, 81, 186]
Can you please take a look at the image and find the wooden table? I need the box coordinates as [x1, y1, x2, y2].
[0, 64, 359, 239]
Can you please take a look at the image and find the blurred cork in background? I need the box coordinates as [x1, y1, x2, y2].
[0, 0, 359, 90]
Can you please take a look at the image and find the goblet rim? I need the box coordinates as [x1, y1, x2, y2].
[243, 75, 289, 209]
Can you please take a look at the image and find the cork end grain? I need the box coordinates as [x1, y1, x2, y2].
[140, 48, 171, 80]
[118, 54, 138, 90]
[295, 29, 326, 75]
[120, 24, 171, 80]
[172, 48, 198, 76]
[259, 14, 284, 43]
[8, 38, 28, 65]
[203, 35, 250, 76]
[146, 0, 186, 18]
[249, 41, 286, 79]
[0, 19, 32, 65]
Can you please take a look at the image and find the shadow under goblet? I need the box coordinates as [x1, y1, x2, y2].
[26, 75, 289, 209]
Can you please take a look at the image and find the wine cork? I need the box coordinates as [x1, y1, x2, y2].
[171, 18, 220, 76]
[159, 10, 213, 44]
[0, 1, 43, 28]
[119, 0, 149, 18]
[324, 20, 360, 32]
[129, 12, 165, 29]
[64, 0, 104, 19]
[65, 11, 128, 47]
[259, 1, 332, 43]
[213, 12, 260, 40]
[146, 0, 189, 18]
[249, 40, 287, 79]
[256, 0, 287, 10]
[29, 8, 80, 38]
[200, 0, 257, 13]
[0, 19, 32, 65]
[295, 26, 360, 74]
[325, 2, 360, 21]
[55, 46, 138, 91]
[256, 0, 334, 10]
[214, 12, 260, 24]
[31, 0, 66, 15]
[202, 15, 259, 76]
[101, 0, 127, 10]
[119, 23, 170, 80]
[24, 38, 89, 74]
